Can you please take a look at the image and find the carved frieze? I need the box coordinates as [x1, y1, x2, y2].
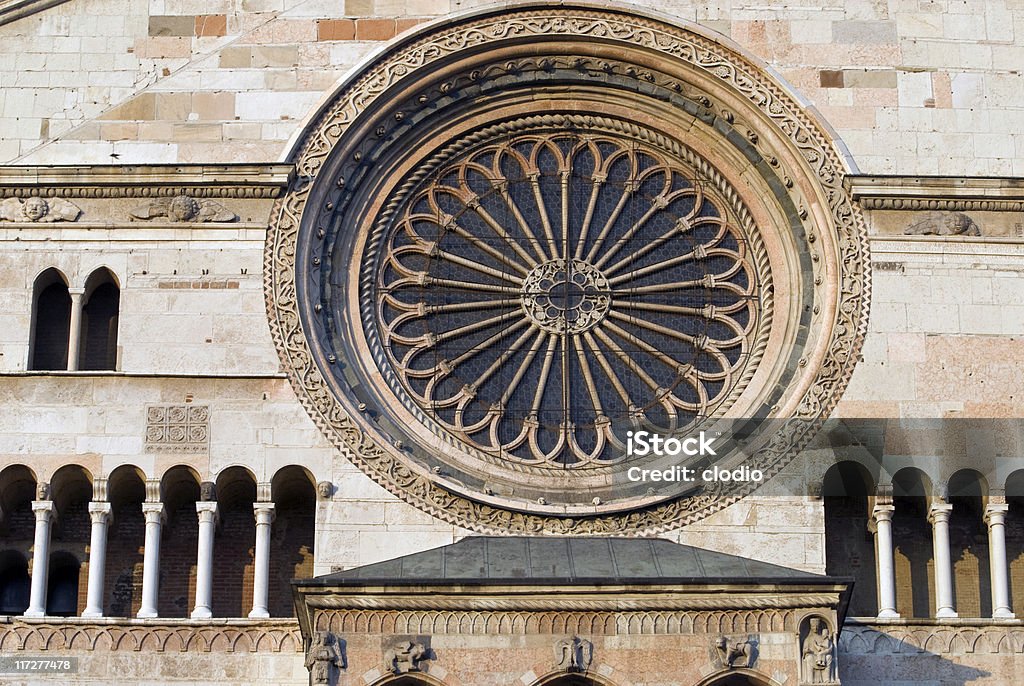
[0, 196, 81, 222]
[800, 616, 838, 685]
[554, 636, 593, 672]
[130, 194, 237, 222]
[713, 634, 757, 669]
[383, 637, 431, 674]
[306, 631, 346, 684]
[145, 405, 210, 454]
[903, 211, 980, 236]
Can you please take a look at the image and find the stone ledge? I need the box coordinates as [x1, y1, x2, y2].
[848, 174, 1024, 212]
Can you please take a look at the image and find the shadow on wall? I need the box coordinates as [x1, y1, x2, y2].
[840, 623, 992, 685]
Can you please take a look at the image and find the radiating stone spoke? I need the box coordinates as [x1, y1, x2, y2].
[376, 128, 760, 466]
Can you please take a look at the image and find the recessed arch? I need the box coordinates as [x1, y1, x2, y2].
[693, 669, 783, 686]
[29, 267, 71, 371]
[269, 465, 316, 617]
[0, 550, 30, 615]
[212, 466, 258, 617]
[104, 464, 147, 617]
[159, 465, 202, 617]
[947, 468, 990, 617]
[45, 551, 82, 617]
[891, 467, 934, 618]
[822, 461, 876, 616]
[78, 267, 120, 371]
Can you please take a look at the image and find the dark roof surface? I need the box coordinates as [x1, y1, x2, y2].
[301, 536, 830, 586]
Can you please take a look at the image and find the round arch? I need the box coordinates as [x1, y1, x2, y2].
[266, 0, 870, 535]
[693, 668, 783, 686]
[530, 672, 620, 686]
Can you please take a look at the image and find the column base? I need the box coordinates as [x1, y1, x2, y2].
[876, 609, 901, 619]
[191, 607, 212, 619]
[247, 608, 270, 619]
[22, 609, 45, 618]
[136, 609, 159, 619]
[936, 608, 958, 618]
[81, 608, 104, 619]
[994, 608, 1016, 619]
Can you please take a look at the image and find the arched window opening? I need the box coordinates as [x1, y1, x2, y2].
[269, 466, 316, 617]
[105, 466, 146, 617]
[212, 467, 256, 618]
[159, 466, 200, 618]
[822, 461, 876, 616]
[29, 269, 71, 371]
[892, 468, 934, 618]
[79, 269, 119, 371]
[948, 470, 989, 617]
[46, 551, 81, 617]
[49, 465, 92, 616]
[1004, 470, 1024, 613]
[0, 551, 30, 615]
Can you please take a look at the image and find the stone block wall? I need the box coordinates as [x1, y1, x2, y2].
[0, 0, 1023, 175]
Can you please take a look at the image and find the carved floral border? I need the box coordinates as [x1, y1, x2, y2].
[264, 4, 871, 534]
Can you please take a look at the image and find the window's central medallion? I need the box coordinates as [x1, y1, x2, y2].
[520, 259, 609, 335]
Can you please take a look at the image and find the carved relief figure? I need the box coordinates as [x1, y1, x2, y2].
[554, 636, 593, 672]
[903, 211, 980, 236]
[129, 194, 237, 222]
[715, 635, 754, 669]
[384, 639, 429, 674]
[801, 618, 836, 684]
[305, 631, 345, 685]
[0, 196, 81, 222]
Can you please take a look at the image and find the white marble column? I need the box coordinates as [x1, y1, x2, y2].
[929, 502, 958, 618]
[24, 501, 54, 617]
[82, 502, 112, 618]
[137, 503, 165, 618]
[66, 287, 85, 371]
[985, 502, 1015, 619]
[191, 502, 218, 619]
[248, 502, 275, 619]
[872, 502, 900, 618]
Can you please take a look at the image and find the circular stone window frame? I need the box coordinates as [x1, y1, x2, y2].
[266, 2, 870, 535]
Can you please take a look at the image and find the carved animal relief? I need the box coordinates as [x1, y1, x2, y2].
[903, 211, 981, 236]
[383, 638, 430, 674]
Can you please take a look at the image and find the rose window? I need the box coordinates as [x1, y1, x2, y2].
[371, 127, 763, 467]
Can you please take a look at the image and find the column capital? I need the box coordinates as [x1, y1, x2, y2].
[985, 502, 1010, 524]
[68, 287, 85, 297]
[196, 501, 219, 524]
[253, 501, 275, 524]
[88, 501, 112, 523]
[31, 501, 53, 520]
[142, 502, 165, 524]
[928, 502, 953, 523]
[872, 503, 895, 521]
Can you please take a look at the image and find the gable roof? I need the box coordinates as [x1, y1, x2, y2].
[300, 536, 831, 587]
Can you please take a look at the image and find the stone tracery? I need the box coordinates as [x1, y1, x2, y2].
[375, 128, 760, 467]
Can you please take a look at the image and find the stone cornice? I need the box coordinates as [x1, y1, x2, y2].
[848, 175, 1024, 211]
[0, 164, 294, 199]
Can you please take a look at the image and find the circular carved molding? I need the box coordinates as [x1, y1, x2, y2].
[265, 3, 870, 533]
